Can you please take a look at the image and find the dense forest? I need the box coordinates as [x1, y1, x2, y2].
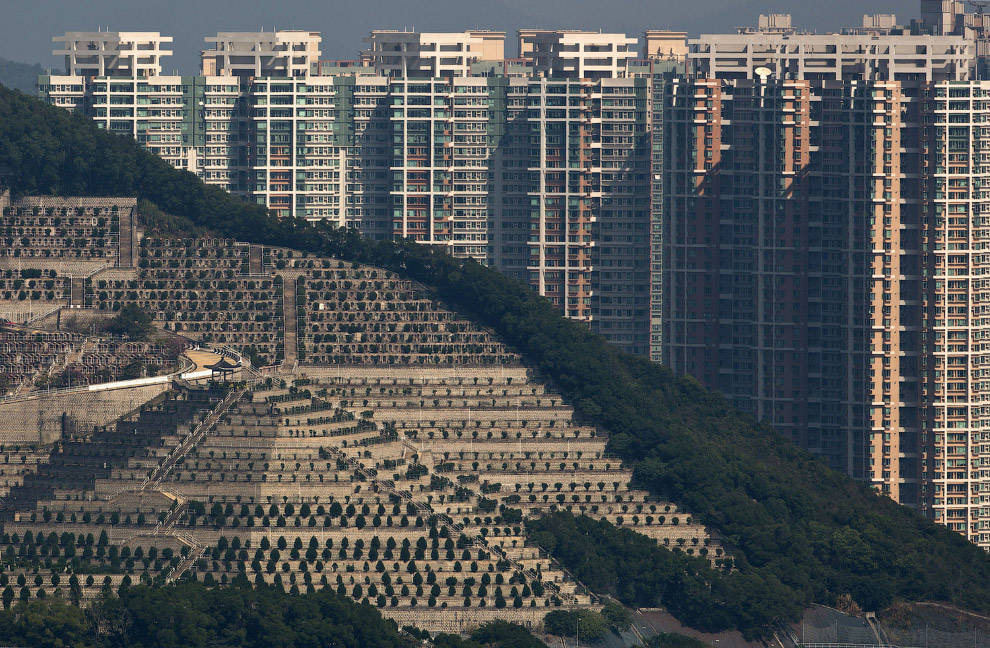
[431, 620, 548, 648]
[3, 84, 990, 637]
[0, 62, 44, 96]
[527, 512, 777, 633]
[0, 581, 417, 647]
[0, 581, 547, 647]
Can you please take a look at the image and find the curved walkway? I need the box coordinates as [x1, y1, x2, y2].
[0, 347, 236, 404]
[180, 349, 226, 380]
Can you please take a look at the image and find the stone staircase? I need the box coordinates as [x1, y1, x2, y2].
[145, 387, 245, 489]
[118, 208, 135, 268]
[69, 278, 85, 308]
[248, 245, 264, 275]
[282, 276, 298, 367]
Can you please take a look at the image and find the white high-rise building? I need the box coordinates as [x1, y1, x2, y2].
[40, 27, 670, 363]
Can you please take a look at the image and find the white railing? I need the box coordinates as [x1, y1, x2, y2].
[25, 304, 64, 325]
[81, 262, 112, 279]
[0, 350, 196, 404]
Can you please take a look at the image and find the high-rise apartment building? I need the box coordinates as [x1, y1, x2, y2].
[925, 80, 990, 541]
[660, 13, 990, 546]
[39, 29, 663, 356]
[625, 58, 682, 362]
[487, 76, 653, 333]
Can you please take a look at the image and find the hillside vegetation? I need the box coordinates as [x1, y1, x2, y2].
[2, 84, 990, 636]
[0, 59, 44, 95]
[0, 581, 416, 647]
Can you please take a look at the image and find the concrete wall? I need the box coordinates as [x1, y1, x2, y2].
[381, 605, 588, 635]
[37, 307, 105, 332]
[0, 300, 67, 324]
[0, 384, 168, 444]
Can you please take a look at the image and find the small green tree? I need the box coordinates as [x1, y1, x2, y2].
[105, 304, 153, 340]
[471, 620, 547, 647]
[601, 599, 632, 630]
[543, 609, 609, 641]
[647, 633, 710, 648]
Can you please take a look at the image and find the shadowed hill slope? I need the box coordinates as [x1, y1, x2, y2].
[3, 84, 990, 637]
[0, 59, 44, 95]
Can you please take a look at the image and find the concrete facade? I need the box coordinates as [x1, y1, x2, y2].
[362, 30, 505, 78]
[53, 31, 173, 78]
[202, 31, 322, 79]
[519, 30, 638, 80]
[661, 15, 990, 548]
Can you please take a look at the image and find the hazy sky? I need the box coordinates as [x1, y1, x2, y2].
[1, 0, 906, 74]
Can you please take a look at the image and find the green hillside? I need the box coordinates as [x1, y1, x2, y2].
[2, 84, 990, 637]
[0, 58, 44, 95]
[0, 581, 547, 647]
[0, 582, 418, 648]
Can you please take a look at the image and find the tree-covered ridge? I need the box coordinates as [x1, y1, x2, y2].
[3, 84, 990, 635]
[527, 512, 782, 634]
[0, 60, 44, 96]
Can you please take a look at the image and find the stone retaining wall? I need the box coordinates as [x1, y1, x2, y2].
[0, 384, 168, 444]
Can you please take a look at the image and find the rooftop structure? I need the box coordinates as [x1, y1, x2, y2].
[860, 13, 900, 32]
[643, 30, 688, 61]
[688, 29, 974, 80]
[468, 57, 534, 77]
[361, 30, 505, 78]
[312, 59, 374, 76]
[201, 30, 322, 78]
[518, 30, 638, 79]
[734, 13, 796, 35]
[53, 31, 173, 77]
[921, 0, 967, 34]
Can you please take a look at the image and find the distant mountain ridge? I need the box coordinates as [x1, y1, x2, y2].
[0, 57, 45, 95]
